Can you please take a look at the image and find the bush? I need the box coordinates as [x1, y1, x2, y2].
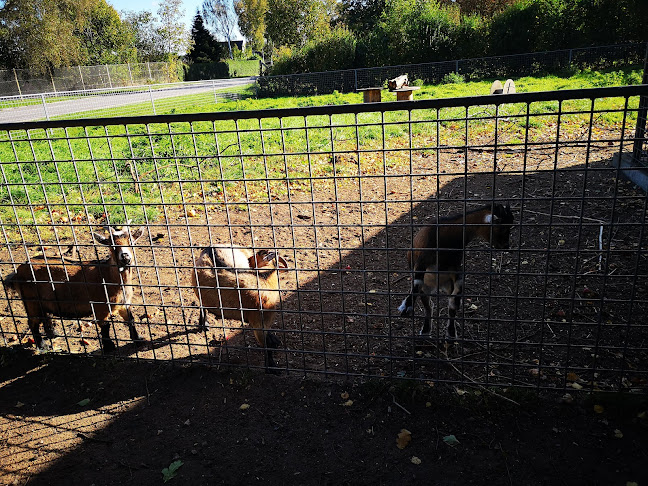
[441, 72, 465, 84]
[269, 28, 357, 75]
[184, 60, 260, 81]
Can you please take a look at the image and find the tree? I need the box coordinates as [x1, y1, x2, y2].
[77, 0, 136, 65]
[157, 0, 192, 60]
[202, 0, 239, 59]
[122, 10, 166, 62]
[0, 0, 82, 72]
[265, 0, 332, 49]
[234, 0, 267, 52]
[186, 12, 224, 63]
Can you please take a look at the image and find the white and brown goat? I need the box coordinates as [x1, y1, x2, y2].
[3, 225, 144, 352]
[192, 245, 288, 371]
[398, 203, 514, 339]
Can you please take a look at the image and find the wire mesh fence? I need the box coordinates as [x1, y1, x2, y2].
[0, 85, 647, 393]
[0, 79, 255, 124]
[257, 42, 648, 97]
[0, 62, 176, 97]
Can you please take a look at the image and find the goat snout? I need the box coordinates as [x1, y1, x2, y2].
[119, 252, 132, 267]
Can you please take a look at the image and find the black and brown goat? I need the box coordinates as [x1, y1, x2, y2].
[3, 225, 144, 352]
[192, 245, 288, 371]
[398, 203, 514, 339]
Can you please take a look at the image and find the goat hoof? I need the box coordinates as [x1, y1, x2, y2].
[102, 340, 116, 353]
[265, 365, 282, 375]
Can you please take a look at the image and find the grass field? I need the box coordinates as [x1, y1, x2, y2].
[0, 66, 643, 243]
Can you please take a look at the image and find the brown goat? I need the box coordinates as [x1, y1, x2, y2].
[192, 245, 288, 371]
[3, 225, 144, 352]
[399, 203, 514, 339]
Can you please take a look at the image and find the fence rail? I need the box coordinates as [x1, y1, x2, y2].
[0, 78, 255, 124]
[1, 85, 647, 392]
[258, 42, 648, 97]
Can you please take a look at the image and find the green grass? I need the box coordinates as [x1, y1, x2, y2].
[0, 66, 643, 243]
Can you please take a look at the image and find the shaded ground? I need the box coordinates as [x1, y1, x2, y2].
[0, 350, 647, 486]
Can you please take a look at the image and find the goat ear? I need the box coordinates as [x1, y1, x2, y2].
[93, 232, 111, 246]
[130, 227, 143, 243]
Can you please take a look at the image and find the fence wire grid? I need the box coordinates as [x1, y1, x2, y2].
[0, 85, 647, 393]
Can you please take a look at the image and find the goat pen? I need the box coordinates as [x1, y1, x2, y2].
[0, 85, 647, 394]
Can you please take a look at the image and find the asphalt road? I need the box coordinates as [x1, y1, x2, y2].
[0, 77, 256, 124]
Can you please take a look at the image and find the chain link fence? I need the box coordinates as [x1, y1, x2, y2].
[0, 62, 176, 97]
[258, 43, 648, 97]
[0, 85, 647, 392]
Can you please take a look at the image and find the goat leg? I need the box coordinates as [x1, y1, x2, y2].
[398, 293, 415, 316]
[264, 332, 281, 374]
[197, 306, 209, 332]
[27, 316, 47, 349]
[99, 321, 116, 353]
[118, 306, 143, 343]
[43, 316, 55, 340]
[419, 294, 433, 335]
[446, 279, 463, 340]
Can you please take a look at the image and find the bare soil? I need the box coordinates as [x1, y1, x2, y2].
[0, 350, 647, 486]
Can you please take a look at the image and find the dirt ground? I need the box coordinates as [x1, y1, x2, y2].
[0, 350, 647, 486]
[1, 123, 647, 484]
[2, 137, 647, 389]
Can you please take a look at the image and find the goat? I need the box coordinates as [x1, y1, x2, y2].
[3, 225, 144, 352]
[192, 245, 288, 371]
[398, 203, 514, 339]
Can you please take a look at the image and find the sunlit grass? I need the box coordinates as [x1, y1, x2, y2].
[0, 66, 642, 242]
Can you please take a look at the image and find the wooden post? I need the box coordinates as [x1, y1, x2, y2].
[13, 69, 22, 99]
[78, 66, 86, 90]
[49, 68, 57, 93]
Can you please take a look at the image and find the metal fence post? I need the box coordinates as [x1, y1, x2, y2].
[41, 93, 50, 120]
[147, 62, 152, 81]
[212, 79, 218, 103]
[149, 86, 156, 115]
[456, 60, 459, 74]
[106, 64, 112, 88]
[127, 63, 134, 85]
[632, 42, 648, 165]
[354, 69, 358, 91]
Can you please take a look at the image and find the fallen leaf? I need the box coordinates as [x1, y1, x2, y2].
[425, 402, 431, 408]
[411, 456, 421, 465]
[594, 405, 604, 414]
[15, 401, 24, 408]
[162, 460, 183, 483]
[443, 435, 460, 447]
[240, 403, 250, 411]
[567, 372, 580, 382]
[614, 429, 623, 439]
[77, 398, 90, 407]
[340, 392, 349, 400]
[396, 429, 411, 449]
[571, 382, 583, 390]
[626, 482, 638, 486]
[342, 400, 353, 407]
[187, 208, 197, 217]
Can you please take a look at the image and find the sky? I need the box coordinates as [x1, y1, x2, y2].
[107, 0, 206, 33]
